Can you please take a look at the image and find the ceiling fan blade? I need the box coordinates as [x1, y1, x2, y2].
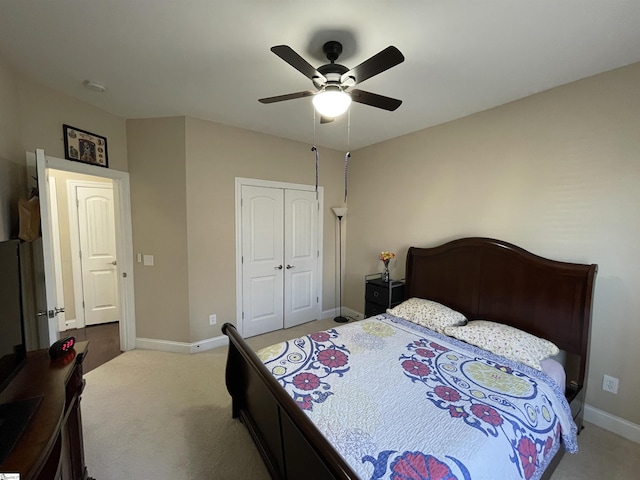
[350, 89, 402, 111]
[259, 90, 316, 104]
[320, 116, 334, 124]
[271, 45, 327, 84]
[341, 46, 404, 85]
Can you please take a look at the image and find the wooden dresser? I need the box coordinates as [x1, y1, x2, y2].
[0, 342, 91, 480]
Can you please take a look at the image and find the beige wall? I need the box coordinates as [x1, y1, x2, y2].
[346, 62, 640, 425]
[0, 53, 26, 240]
[127, 117, 190, 342]
[126, 116, 345, 343]
[185, 117, 345, 342]
[1, 52, 127, 239]
[17, 76, 128, 172]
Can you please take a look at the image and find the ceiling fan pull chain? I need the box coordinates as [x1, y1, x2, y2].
[344, 152, 350, 203]
[344, 109, 351, 203]
[311, 145, 319, 200]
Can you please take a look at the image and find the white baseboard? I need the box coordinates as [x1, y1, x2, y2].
[136, 335, 228, 354]
[189, 335, 229, 353]
[343, 306, 365, 321]
[322, 307, 365, 322]
[584, 404, 640, 444]
[64, 318, 77, 330]
[322, 307, 338, 319]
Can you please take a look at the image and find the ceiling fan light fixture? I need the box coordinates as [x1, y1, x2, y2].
[312, 88, 351, 118]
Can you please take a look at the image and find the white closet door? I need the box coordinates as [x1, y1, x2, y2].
[241, 185, 285, 337]
[283, 189, 320, 328]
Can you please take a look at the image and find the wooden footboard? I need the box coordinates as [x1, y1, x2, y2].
[222, 322, 358, 480]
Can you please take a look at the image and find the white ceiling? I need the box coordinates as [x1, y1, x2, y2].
[1, 1, 639, 151]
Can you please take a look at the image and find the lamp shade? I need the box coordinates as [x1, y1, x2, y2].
[313, 89, 351, 118]
[332, 207, 347, 218]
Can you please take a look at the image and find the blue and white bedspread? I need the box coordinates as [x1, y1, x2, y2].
[257, 314, 577, 480]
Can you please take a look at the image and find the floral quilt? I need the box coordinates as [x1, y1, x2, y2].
[257, 314, 577, 480]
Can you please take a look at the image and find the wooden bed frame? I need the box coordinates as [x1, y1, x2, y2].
[223, 237, 597, 480]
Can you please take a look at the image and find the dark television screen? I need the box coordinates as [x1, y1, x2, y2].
[0, 239, 27, 393]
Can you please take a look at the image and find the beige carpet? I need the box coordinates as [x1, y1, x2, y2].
[82, 318, 640, 479]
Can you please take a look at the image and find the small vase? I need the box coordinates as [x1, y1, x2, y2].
[382, 261, 390, 282]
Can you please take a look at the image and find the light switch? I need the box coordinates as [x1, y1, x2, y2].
[137, 253, 142, 263]
[143, 254, 154, 266]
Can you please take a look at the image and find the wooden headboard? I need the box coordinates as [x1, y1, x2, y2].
[405, 237, 597, 388]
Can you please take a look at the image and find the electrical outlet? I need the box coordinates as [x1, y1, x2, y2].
[209, 314, 217, 326]
[602, 374, 619, 394]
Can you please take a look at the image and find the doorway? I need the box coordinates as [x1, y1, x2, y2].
[67, 181, 120, 327]
[33, 150, 136, 351]
[236, 178, 323, 338]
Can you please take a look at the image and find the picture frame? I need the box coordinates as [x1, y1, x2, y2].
[63, 124, 108, 168]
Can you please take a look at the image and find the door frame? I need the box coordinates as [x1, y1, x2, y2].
[67, 179, 117, 329]
[235, 177, 324, 336]
[33, 149, 136, 351]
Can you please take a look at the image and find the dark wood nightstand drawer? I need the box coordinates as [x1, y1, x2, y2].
[365, 301, 388, 318]
[365, 280, 405, 305]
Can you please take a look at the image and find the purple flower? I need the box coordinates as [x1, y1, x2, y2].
[430, 342, 448, 352]
[470, 404, 503, 426]
[517, 436, 538, 479]
[293, 372, 320, 391]
[317, 348, 348, 368]
[390, 451, 458, 480]
[415, 348, 436, 358]
[402, 359, 431, 378]
[434, 385, 461, 402]
[310, 331, 330, 342]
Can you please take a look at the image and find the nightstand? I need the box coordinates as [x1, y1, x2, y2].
[364, 275, 405, 317]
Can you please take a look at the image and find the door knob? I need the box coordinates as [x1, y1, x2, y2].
[55, 307, 65, 314]
[286, 264, 295, 269]
[275, 265, 283, 270]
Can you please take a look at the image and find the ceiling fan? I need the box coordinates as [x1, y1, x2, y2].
[259, 41, 405, 122]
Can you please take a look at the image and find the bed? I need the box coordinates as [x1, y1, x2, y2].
[223, 237, 597, 480]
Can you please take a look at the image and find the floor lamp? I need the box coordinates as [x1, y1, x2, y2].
[332, 207, 348, 323]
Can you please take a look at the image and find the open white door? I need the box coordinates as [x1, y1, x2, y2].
[33, 149, 137, 351]
[35, 149, 63, 345]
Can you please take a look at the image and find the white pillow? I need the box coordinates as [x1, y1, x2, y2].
[387, 298, 467, 334]
[443, 320, 559, 370]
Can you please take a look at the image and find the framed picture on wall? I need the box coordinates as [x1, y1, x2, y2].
[63, 124, 108, 168]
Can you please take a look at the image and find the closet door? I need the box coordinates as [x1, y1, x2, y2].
[241, 186, 285, 338]
[240, 185, 320, 337]
[283, 189, 320, 328]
